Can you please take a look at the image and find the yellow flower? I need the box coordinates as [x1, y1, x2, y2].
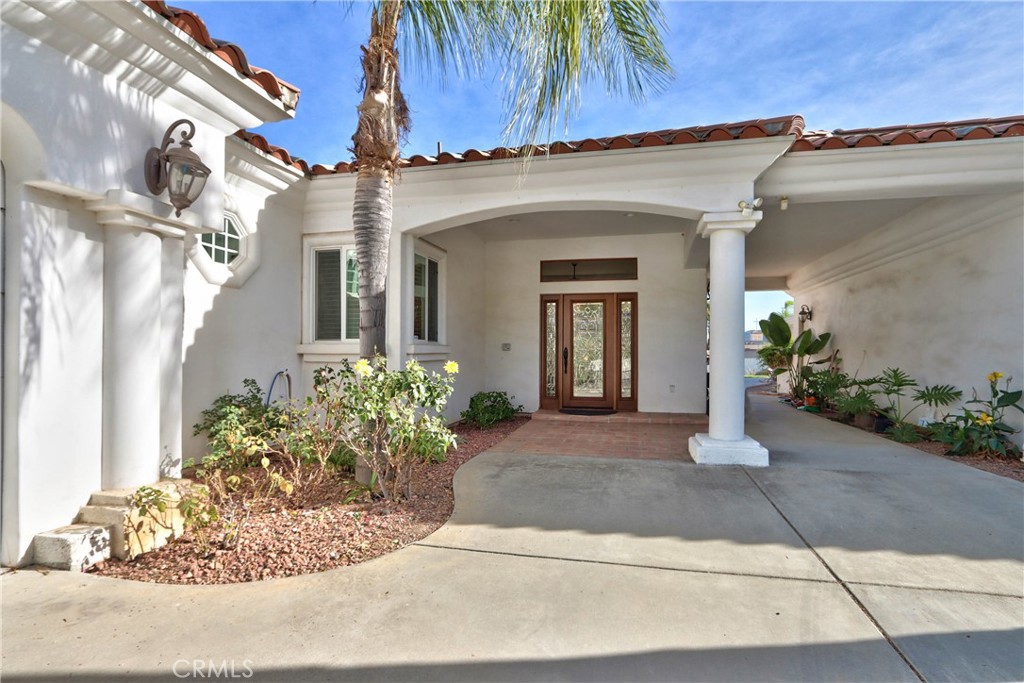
[976, 412, 994, 426]
[987, 371, 1004, 383]
[444, 360, 460, 375]
[353, 358, 373, 379]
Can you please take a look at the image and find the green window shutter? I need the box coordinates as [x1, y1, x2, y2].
[315, 250, 342, 340]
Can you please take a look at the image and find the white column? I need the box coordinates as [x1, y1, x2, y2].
[159, 238, 184, 479]
[103, 227, 162, 489]
[689, 211, 769, 466]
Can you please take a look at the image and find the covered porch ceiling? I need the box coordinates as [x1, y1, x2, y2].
[460, 197, 927, 289]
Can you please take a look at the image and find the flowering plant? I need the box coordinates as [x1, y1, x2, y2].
[931, 372, 1022, 459]
[312, 356, 458, 500]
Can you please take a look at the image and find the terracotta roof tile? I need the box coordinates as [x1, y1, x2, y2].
[236, 114, 1024, 177]
[797, 116, 1024, 151]
[143, 1, 300, 111]
[233, 131, 309, 172]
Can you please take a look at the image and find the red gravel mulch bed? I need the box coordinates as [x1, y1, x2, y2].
[812, 409, 1024, 483]
[92, 417, 529, 585]
[752, 386, 1023, 483]
[898, 438, 1024, 483]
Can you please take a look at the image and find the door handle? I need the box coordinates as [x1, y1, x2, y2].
[562, 347, 569, 374]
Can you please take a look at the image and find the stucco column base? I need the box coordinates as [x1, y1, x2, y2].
[689, 433, 769, 467]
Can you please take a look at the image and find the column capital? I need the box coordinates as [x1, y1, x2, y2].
[696, 210, 762, 238]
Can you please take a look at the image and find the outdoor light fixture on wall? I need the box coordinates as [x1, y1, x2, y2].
[798, 305, 813, 324]
[738, 197, 763, 216]
[144, 119, 211, 217]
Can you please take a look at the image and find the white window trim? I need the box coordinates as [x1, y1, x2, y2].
[186, 205, 260, 288]
[301, 232, 360, 354]
[410, 238, 447, 346]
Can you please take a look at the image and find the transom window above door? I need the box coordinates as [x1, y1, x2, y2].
[540, 258, 637, 282]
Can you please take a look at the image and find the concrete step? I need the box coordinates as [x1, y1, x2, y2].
[77, 497, 185, 561]
[34, 482, 193, 569]
[88, 480, 187, 507]
[33, 524, 110, 571]
[76, 505, 130, 560]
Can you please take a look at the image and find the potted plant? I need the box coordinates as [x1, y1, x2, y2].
[835, 381, 880, 430]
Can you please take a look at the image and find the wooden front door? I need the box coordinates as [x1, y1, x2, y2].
[540, 293, 637, 411]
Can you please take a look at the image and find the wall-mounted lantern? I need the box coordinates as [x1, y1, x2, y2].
[144, 119, 210, 217]
[798, 304, 813, 324]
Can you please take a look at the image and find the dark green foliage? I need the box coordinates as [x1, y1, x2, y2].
[461, 391, 523, 427]
[931, 374, 1023, 459]
[875, 367, 962, 427]
[804, 369, 851, 413]
[757, 312, 834, 399]
[834, 382, 880, 420]
[193, 379, 281, 469]
[886, 421, 922, 443]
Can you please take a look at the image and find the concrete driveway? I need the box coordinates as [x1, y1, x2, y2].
[3, 393, 1022, 682]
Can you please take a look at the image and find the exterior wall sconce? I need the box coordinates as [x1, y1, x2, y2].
[144, 119, 211, 217]
[798, 304, 813, 324]
[780, 196, 789, 211]
[738, 197, 763, 216]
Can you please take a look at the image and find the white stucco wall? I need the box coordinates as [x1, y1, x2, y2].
[181, 152, 306, 465]
[3, 188, 106, 565]
[482, 232, 707, 413]
[1, 7, 296, 562]
[414, 227, 487, 421]
[788, 192, 1024, 439]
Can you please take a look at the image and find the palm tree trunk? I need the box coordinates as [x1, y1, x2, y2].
[352, 1, 405, 486]
[352, 0, 406, 359]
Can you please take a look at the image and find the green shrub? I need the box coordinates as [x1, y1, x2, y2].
[313, 357, 459, 501]
[193, 379, 280, 470]
[461, 391, 523, 427]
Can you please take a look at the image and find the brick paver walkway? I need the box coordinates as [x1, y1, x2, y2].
[496, 411, 708, 462]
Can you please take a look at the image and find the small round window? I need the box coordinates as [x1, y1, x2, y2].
[201, 216, 242, 265]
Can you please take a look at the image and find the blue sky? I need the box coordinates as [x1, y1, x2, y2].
[176, 0, 1023, 325]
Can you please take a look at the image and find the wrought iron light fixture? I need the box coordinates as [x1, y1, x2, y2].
[144, 119, 211, 217]
[798, 304, 813, 324]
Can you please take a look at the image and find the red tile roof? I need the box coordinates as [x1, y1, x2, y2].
[233, 130, 311, 173]
[143, 1, 300, 111]
[793, 116, 1023, 151]
[230, 114, 1024, 177]
[308, 115, 807, 175]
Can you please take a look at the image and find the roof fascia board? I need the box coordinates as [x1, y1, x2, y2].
[5, 1, 292, 132]
[397, 136, 795, 187]
[226, 137, 307, 201]
[787, 192, 1023, 292]
[305, 137, 794, 234]
[759, 138, 1024, 204]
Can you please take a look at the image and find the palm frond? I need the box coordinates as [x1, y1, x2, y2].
[399, 0, 493, 85]
[496, 0, 674, 148]
[392, 0, 672, 154]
